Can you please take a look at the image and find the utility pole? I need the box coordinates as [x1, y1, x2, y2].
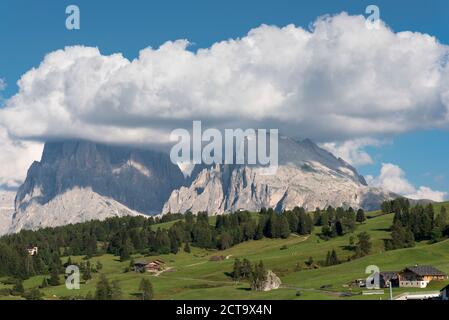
[389, 281, 393, 300]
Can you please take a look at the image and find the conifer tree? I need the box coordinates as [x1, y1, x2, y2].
[119, 239, 132, 261]
[354, 232, 372, 257]
[241, 259, 253, 279]
[111, 280, 122, 300]
[40, 277, 48, 289]
[95, 274, 112, 300]
[251, 261, 267, 291]
[232, 259, 242, 281]
[278, 215, 291, 239]
[82, 264, 92, 282]
[356, 209, 366, 223]
[48, 267, 60, 286]
[12, 279, 25, 296]
[139, 278, 154, 300]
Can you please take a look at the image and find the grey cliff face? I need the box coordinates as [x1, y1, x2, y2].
[9, 137, 396, 233]
[163, 137, 394, 214]
[0, 191, 15, 235]
[15, 140, 185, 215]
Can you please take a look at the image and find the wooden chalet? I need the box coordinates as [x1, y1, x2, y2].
[399, 265, 447, 288]
[378, 271, 399, 288]
[27, 246, 38, 256]
[133, 259, 165, 273]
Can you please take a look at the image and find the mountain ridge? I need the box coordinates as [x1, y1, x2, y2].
[163, 137, 394, 214]
[5, 137, 397, 233]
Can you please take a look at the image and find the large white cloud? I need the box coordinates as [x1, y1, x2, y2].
[1, 12, 449, 190]
[320, 138, 385, 166]
[1, 13, 449, 147]
[0, 127, 43, 190]
[366, 163, 447, 202]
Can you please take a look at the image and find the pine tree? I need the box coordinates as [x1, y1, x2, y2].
[335, 220, 343, 236]
[82, 264, 92, 282]
[139, 278, 154, 300]
[111, 280, 122, 300]
[119, 239, 132, 261]
[183, 242, 191, 253]
[241, 259, 253, 279]
[330, 249, 339, 265]
[390, 220, 406, 249]
[325, 251, 331, 266]
[219, 232, 233, 250]
[356, 209, 366, 223]
[95, 274, 112, 300]
[354, 232, 372, 257]
[48, 267, 60, 286]
[381, 201, 392, 214]
[251, 261, 267, 291]
[264, 212, 277, 238]
[169, 235, 179, 254]
[232, 259, 242, 281]
[305, 256, 314, 268]
[349, 236, 355, 247]
[286, 211, 299, 233]
[12, 279, 25, 296]
[404, 228, 415, 248]
[40, 277, 48, 289]
[23, 287, 43, 300]
[440, 206, 448, 224]
[278, 215, 291, 239]
[324, 249, 339, 266]
[66, 256, 73, 267]
[254, 218, 265, 240]
[393, 211, 402, 225]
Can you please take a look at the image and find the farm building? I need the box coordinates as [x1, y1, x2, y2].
[27, 246, 38, 256]
[398, 265, 447, 288]
[133, 259, 165, 273]
[364, 271, 399, 289]
[378, 271, 399, 288]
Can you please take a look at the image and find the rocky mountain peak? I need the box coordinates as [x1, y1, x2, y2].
[15, 140, 186, 215]
[163, 137, 392, 214]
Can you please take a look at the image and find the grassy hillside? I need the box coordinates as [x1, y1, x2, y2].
[2, 202, 449, 300]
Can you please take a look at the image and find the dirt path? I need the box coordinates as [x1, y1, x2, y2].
[185, 261, 208, 267]
[156, 274, 235, 285]
[153, 267, 175, 276]
[281, 284, 353, 297]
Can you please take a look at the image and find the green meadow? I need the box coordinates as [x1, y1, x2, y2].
[2, 203, 449, 300]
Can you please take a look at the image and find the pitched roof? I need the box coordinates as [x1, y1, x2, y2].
[134, 260, 149, 265]
[405, 265, 446, 277]
[379, 271, 398, 280]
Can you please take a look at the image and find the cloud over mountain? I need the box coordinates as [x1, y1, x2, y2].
[366, 163, 447, 202]
[1, 13, 449, 147]
[1, 12, 449, 191]
[0, 127, 43, 190]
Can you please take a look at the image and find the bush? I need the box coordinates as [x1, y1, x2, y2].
[0, 288, 11, 296]
[22, 288, 43, 300]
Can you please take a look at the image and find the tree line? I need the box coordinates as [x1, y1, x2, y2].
[383, 199, 449, 250]
[0, 208, 317, 279]
[312, 206, 365, 240]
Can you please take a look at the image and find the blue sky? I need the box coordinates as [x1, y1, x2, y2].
[1, 0, 449, 196]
